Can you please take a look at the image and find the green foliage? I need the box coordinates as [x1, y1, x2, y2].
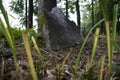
[68, 0, 76, 14]
[26, 29, 36, 38]
[0, 27, 23, 40]
[79, 67, 98, 80]
[11, 28, 22, 40]
[9, 0, 24, 14]
[9, 0, 38, 15]
[94, 1, 101, 23]
[39, 12, 45, 27]
[81, 0, 101, 31]
[33, 0, 38, 15]
[0, 27, 22, 50]
[0, 27, 5, 38]
[9, 0, 38, 26]
[60, 0, 76, 15]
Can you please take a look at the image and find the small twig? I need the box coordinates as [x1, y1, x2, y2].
[40, 48, 49, 54]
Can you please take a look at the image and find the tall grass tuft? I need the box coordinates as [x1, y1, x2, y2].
[31, 36, 44, 65]
[99, 0, 119, 71]
[89, 28, 100, 68]
[75, 19, 104, 75]
[61, 48, 72, 69]
[56, 48, 72, 80]
[22, 31, 38, 80]
[0, 0, 17, 67]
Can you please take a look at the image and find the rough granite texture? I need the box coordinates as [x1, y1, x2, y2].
[42, 7, 81, 50]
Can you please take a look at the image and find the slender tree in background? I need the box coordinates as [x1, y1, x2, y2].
[99, 8, 104, 34]
[76, 0, 81, 27]
[91, 0, 94, 27]
[66, 0, 69, 18]
[9, 0, 120, 34]
[44, 0, 57, 11]
[25, 0, 28, 28]
[28, 0, 33, 28]
[9, 0, 37, 28]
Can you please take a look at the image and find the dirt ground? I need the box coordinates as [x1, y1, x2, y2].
[0, 35, 120, 80]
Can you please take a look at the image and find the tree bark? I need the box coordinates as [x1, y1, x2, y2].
[38, 0, 57, 24]
[28, 0, 33, 28]
[76, 0, 81, 27]
[91, 0, 94, 27]
[66, 0, 69, 18]
[25, 0, 28, 29]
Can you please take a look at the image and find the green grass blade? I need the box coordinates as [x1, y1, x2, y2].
[114, 42, 120, 52]
[99, 55, 105, 80]
[75, 19, 104, 73]
[61, 48, 72, 70]
[99, 0, 109, 21]
[99, 0, 113, 71]
[0, 0, 17, 67]
[55, 48, 73, 80]
[56, 64, 61, 80]
[105, 21, 111, 71]
[89, 28, 100, 68]
[31, 36, 44, 64]
[22, 31, 38, 80]
[0, 0, 14, 42]
[0, 18, 17, 66]
[111, 4, 119, 61]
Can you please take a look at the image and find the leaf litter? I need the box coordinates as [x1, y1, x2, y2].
[0, 35, 120, 80]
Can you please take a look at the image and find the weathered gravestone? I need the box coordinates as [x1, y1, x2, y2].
[42, 7, 81, 50]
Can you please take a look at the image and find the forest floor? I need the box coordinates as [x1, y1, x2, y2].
[0, 35, 120, 80]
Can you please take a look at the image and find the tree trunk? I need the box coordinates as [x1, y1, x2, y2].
[66, 0, 69, 18]
[44, 0, 56, 12]
[25, 0, 28, 29]
[28, 0, 33, 28]
[38, 0, 57, 23]
[91, 0, 94, 27]
[76, 0, 81, 27]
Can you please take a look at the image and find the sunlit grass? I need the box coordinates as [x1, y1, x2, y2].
[111, 4, 119, 64]
[31, 36, 44, 64]
[89, 28, 100, 68]
[22, 31, 38, 80]
[0, 0, 17, 67]
[99, 0, 119, 72]
[75, 19, 104, 74]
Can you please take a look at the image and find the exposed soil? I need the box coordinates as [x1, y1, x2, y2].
[0, 35, 120, 80]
